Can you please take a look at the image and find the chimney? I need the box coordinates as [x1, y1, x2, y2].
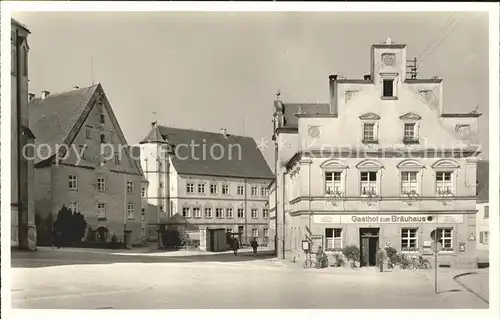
[364, 74, 371, 80]
[73, 86, 80, 90]
[28, 93, 35, 101]
[220, 128, 228, 138]
[41, 90, 50, 99]
[329, 75, 338, 116]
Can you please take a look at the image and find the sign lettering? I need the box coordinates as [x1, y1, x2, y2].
[314, 214, 463, 224]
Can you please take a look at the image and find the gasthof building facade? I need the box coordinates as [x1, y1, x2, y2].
[271, 37, 481, 268]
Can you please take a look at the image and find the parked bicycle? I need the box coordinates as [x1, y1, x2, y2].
[400, 254, 415, 270]
[304, 253, 329, 269]
[413, 255, 432, 269]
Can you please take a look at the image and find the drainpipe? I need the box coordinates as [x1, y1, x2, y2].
[282, 172, 286, 259]
[244, 177, 248, 246]
[274, 142, 278, 257]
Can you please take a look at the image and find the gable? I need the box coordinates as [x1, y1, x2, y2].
[359, 112, 381, 121]
[399, 112, 422, 121]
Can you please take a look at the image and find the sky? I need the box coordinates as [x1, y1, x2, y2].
[13, 11, 490, 169]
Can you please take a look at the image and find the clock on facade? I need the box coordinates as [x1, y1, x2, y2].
[382, 54, 395, 67]
[308, 126, 321, 139]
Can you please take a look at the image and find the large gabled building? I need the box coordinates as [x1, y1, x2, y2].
[272, 37, 481, 268]
[29, 84, 147, 245]
[140, 124, 273, 246]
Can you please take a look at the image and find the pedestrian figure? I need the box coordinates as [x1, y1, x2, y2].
[232, 237, 239, 256]
[316, 245, 324, 268]
[250, 237, 258, 256]
[111, 234, 118, 250]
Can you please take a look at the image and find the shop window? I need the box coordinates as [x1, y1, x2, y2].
[401, 228, 418, 252]
[325, 228, 342, 250]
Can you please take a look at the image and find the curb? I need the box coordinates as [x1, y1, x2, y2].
[453, 271, 488, 305]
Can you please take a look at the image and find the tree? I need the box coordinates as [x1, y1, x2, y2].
[53, 205, 87, 246]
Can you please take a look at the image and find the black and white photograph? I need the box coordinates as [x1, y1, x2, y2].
[1, 1, 498, 316]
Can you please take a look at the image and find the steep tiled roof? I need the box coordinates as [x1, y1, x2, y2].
[139, 122, 167, 144]
[143, 126, 273, 179]
[477, 160, 489, 202]
[280, 103, 330, 127]
[29, 85, 98, 163]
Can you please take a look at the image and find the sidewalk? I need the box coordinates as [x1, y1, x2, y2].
[32, 245, 275, 257]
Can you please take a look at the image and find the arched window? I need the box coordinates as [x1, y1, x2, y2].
[356, 159, 384, 196]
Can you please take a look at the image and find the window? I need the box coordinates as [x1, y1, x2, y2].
[160, 205, 164, 212]
[263, 209, 269, 218]
[484, 206, 489, 219]
[226, 208, 234, 219]
[127, 181, 134, 193]
[237, 186, 244, 195]
[141, 187, 146, 198]
[79, 145, 86, 160]
[68, 201, 79, 213]
[182, 207, 190, 218]
[127, 203, 135, 220]
[252, 229, 259, 238]
[160, 182, 164, 189]
[360, 172, 377, 196]
[141, 211, 146, 221]
[251, 186, 259, 196]
[325, 172, 342, 195]
[210, 184, 218, 194]
[216, 208, 224, 218]
[263, 228, 269, 238]
[22, 47, 28, 77]
[401, 228, 418, 252]
[186, 183, 194, 193]
[205, 208, 213, 218]
[238, 226, 244, 235]
[251, 208, 258, 219]
[362, 123, 376, 142]
[403, 123, 417, 143]
[97, 177, 106, 192]
[11, 48, 16, 74]
[383, 79, 394, 97]
[480, 231, 489, 245]
[193, 208, 201, 218]
[237, 208, 244, 218]
[325, 228, 342, 250]
[100, 114, 105, 124]
[198, 184, 205, 194]
[261, 187, 268, 196]
[114, 153, 121, 165]
[141, 227, 146, 236]
[97, 203, 106, 218]
[436, 228, 453, 251]
[86, 127, 92, 139]
[100, 134, 106, 144]
[401, 172, 417, 195]
[222, 184, 229, 195]
[436, 172, 452, 196]
[69, 175, 78, 190]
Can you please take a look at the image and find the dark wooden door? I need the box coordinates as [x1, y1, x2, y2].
[361, 237, 370, 267]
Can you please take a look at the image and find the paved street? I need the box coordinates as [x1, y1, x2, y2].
[10, 249, 488, 309]
[455, 269, 489, 303]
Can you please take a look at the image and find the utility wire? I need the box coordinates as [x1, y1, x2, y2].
[417, 13, 458, 61]
[420, 15, 465, 64]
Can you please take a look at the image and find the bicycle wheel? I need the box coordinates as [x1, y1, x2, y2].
[303, 259, 313, 269]
[408, 262, 415, 270]
[422, 260, 431, 269]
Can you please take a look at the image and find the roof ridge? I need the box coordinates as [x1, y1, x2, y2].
[159, 125, 252, 139]
[30, 84, 99, 101]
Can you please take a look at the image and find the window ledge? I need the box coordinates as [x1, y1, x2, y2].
[361, 140, 379, 144]
[402, 139, 420, 145]
[381, 96, 398, 100]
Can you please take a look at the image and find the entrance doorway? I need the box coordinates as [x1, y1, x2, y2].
[359, 228, 379, 267]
